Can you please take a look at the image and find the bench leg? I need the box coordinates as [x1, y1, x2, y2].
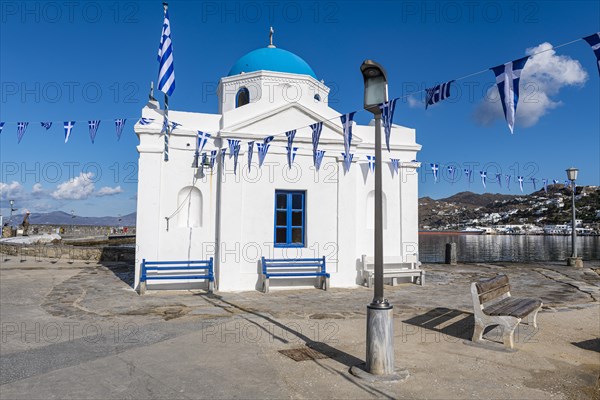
[420, 272, 425, 286]
[472, 321, 486, 343]
[263, 278, 269, 294]
[139, 281, 146, 296]
[208, 280, 214, 294]
[324, 276, 330, 291]
[529, 305, 542, 329]
[391, 277, 397, 286]
[500, 317, 520, 350]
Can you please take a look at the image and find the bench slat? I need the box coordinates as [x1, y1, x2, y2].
[476, 275, 509, 294]
[479, 284, 510, 303]
[265, 272, 329, 278]
[146, 275, 212, 280]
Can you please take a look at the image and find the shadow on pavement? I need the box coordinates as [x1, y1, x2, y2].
[572, 338, 600, 352]
[403, 307, 474, 341]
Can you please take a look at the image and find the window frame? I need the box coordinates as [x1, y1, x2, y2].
[235, 87, 250, 108]
[273, 190, 306, 248]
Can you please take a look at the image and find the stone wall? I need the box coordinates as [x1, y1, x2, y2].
[27, 224, 136, 237]
[0, 243, 135, 263]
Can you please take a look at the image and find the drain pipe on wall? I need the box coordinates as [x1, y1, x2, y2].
[213, 137, 223, 291]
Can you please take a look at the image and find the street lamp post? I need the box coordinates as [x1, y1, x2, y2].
[566, 168, 582, 267]
[358, 60, 395, 376]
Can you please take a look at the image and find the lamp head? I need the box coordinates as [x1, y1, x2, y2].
[360, 60, 388, 114]
[566, 167, 578, 181]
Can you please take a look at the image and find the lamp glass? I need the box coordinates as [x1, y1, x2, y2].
[364, 75, 388, 109]
[566, 168, 578, 181]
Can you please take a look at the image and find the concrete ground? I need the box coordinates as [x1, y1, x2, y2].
[1, 255, 599, 399]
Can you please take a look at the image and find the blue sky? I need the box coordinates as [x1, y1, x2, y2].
[1, 1, 599, 217]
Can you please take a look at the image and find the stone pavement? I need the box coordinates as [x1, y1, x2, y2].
[1, 255, 599, 399]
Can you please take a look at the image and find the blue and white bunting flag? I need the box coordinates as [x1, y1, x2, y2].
[553, 179, 559, 185]
[425, 81, 454, 109]
[17, 122, 28, 143]
[447, 166, 456, 183]
[171, 121, 182, 130]
[138, 117, 154, 125]
[564, 180, 570, 189]
[582, 32, 600, 75]
[209, 150, 217, 170]
[227, 139, 240, 159]
[505, 175, 511, 190]
[496, 173, 502, 187]
[88, 120, 101, 144]
[542, 178, 548, 193]
[286, 146, 298, 169]
[430, 163, 439, 182]
[310, 122, 323, 168]
[340, 112, 356, 156]
[491, 56, 529, 134]
[367, 155, 376, 172]
[40, 122, 52, 130]
[314, 150, 325, 171]
[64, 121, 75, 143]
[531, 177, 537, 190]
[0, 122, 4, 134]
[221, 148, 227, 166]
[391, 159, 400, 175]
[232, 142, 241, 174]
[247, 141, 254, 172]
[193, 131, 211, 168]
[342, 152, 354, 173]
[464, 169, 472, 183]
[518, 176, 524, 192]
[115, 119, 126, 140]
[285, 130, 297, 169]
[380, 98, 398, 152]
[257, 136, 274, 167]
[480, 171, 487, 189]
[157, 5, 175, 96]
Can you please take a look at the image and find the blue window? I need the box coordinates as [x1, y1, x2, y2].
[236, 87, 250, 108]
[274, 190, 305, 247]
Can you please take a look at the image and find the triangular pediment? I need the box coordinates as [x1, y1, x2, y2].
[221, 102, 363, 145]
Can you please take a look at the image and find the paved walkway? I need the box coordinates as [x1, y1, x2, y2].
[1, 256, 598, 399]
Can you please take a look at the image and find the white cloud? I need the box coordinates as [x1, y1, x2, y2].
[51, 172, 95, 200]
[32, 183, 44, 194]
[473, 42, 588, 128]
[0, 181, 25, 200]
[96, 186, 123, 197]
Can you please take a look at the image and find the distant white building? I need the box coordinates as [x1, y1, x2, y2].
[134, 37, 422, 292]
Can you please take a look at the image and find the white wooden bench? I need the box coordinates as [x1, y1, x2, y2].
[361, 254, 424, 287]
[471, 274, 542, 350]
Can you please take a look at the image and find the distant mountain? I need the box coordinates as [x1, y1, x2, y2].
[7, 211, 136, 226]
[438, 191, 517, 207]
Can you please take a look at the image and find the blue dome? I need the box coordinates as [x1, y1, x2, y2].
[228, 47, 317, 79]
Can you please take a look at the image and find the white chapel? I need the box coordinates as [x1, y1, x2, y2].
[134, 33, 422, 292]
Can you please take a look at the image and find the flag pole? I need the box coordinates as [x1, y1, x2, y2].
[164, 92, 170, 161]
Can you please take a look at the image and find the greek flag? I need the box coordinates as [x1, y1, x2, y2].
[480, 171, 487, 189]
[286, 146, 298, 169]
[138, 118, 154, 125]
[464, 169, 472, 183]
[232, 142, 241, 174]
[505, 175, 511, 190]
[531, 177, 537, 190]
[247, 141, 254, 172]
[310, 122, 323, 168]
[431, 163, 439, 182]
[257, 136, 274, 167]
[209, 150, 217, 170]
[367, 155, 376, 172]
[64, 121, 75, 143]
[285, 130, 297, 169]
[342, 152, 354, 173]
[220, 148, 227, 167]
[157, 5, 175, 96]
[17, 122, 28, 144]
[115, 119, 126, 140]
[564, 180, 570, 189]
[496, 173, 502, 188]
[0, 122, 4, 134]
[193, 131, 211, 168]
[314, 150, 325, 171]
[227, 139, 240, 159]
[448, 166, 456, 183]
[88, 120, 101, 144]
[380, 98, 398, 152]
[583, 32, 600, 75]
[553, 179, 559, 185]
[542, 178, 548, 193]
[40, 122, 52, 130]
[340, 112, 355, 156]
[425, 81, 454, 109]
[518, 176, 524, 192]
[491, 56, 529, 134]
[391, 159, 400, 175]
[171, 121, 182, 130]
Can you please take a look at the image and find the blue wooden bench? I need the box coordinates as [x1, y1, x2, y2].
[260, 256, 329, 293]
[140, 258, 214, 294]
